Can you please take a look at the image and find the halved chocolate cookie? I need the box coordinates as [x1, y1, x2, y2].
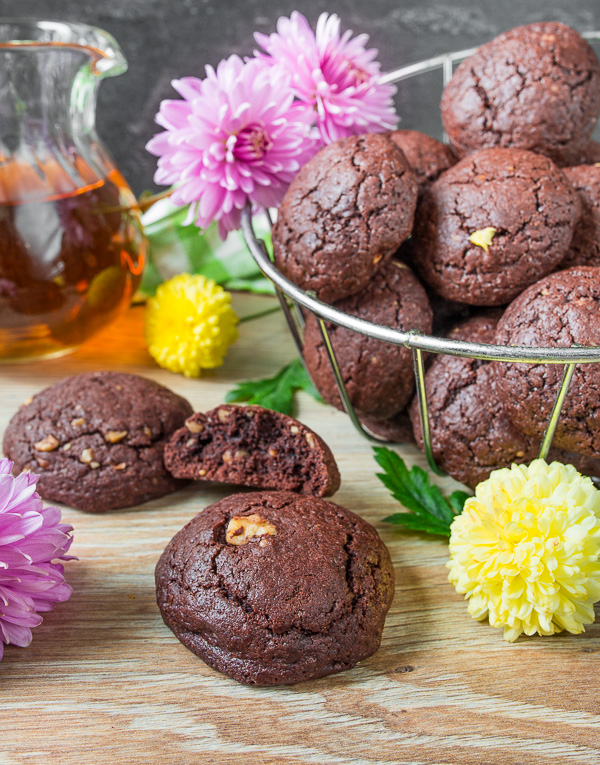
[164, 404, 340, 497]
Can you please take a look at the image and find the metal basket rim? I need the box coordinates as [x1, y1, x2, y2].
[240, 33, 600, 366]
[241, 209, 600, 365]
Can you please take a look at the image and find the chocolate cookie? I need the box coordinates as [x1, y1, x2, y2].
[359, 410, 415, 444]
[562, 165, 600, 268]
[389, 130, 457, 193]
[155, 491, 395, 685]
[3, 371, 193, 512]
[164, 404, 340, 497]
[303, 261, 433, 420]
[494, 267, 600, 457]
[575, 141, 600, 165]
[441, 22, 600, 166]
[410, 315, 600, 487]
[272, 133, 418, 303]
[410, 148, 580, 305]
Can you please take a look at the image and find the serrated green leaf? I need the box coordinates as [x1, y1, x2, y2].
[374, 447, 472, 540]
[373, 447, 453, 523]
[382, 512, 452, 537]
[448, 490, 471, 515]
[225, 358, 322, 415]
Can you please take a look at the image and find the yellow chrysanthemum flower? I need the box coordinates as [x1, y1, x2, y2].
[145, 274, 238, 378]
[447, 459, 600, 642]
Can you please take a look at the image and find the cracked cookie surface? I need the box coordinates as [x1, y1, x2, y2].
[410, 147, 579, 305]
[272, 133, 418, 303]
[164, 404, 340, 497]
[494, 267, 600, 457]
[155, 490, 395, 686]
[388, 129, 457, 194]
[562, 165, 600, 268]
[3, 371, 193, 512]
[303, 260, 432, 420]
[441, 22, 600, 165]
[411, 315, 600, 487]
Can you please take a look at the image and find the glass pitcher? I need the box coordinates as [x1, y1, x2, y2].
[0, 20, 146, 361]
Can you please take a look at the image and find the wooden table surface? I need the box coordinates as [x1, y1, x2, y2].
[1, 295, 600, 765]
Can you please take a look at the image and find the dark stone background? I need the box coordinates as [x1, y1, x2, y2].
[4, 0, 599, 195]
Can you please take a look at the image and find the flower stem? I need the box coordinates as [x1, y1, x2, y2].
[238, 305, 281, 324]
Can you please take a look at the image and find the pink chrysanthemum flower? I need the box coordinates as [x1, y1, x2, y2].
[0, 459, 74, 660]
[255, 12, 398, 144]
[146, 55, 317, 239]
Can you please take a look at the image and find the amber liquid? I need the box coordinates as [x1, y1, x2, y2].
[0, 162, 146, 360]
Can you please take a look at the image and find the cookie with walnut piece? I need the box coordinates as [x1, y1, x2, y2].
[410, 147, 580, 305]
[164, 404, 340, 497]
[155, 490, 395, 685]
[2, 371, 192, 512]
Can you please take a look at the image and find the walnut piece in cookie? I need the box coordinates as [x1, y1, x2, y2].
[226, 514, 277, 546]
[441, 22, 600, 166]
[155, 490, 395, 685]
[272, 132, 418, 303]
[165, 405, 340, 497]
[303, 260, 432, 419]
[2, 371, 193, 512]
[410, 148, 580, 305]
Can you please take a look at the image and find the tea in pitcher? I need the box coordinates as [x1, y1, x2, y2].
[0, 162, 146, 360]
[0, 21, 146, 361]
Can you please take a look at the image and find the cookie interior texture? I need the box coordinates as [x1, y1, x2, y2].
[155, 491, 395, 686]
[2, 371, 192, 512]
[165, 405, 340, 497]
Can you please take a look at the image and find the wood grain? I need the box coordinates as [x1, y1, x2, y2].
[1, 296, 599, 765]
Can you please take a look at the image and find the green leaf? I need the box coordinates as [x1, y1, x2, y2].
[448, 490, 471, 515]
[225, 358, 323, 416]
[374, 447, 471, 539]
[138, 197, 275, 299]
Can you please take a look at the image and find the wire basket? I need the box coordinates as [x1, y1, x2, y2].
[240, 34, 600, 476]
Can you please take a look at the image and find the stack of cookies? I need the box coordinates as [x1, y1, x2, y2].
[272, 21, 600, 488]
